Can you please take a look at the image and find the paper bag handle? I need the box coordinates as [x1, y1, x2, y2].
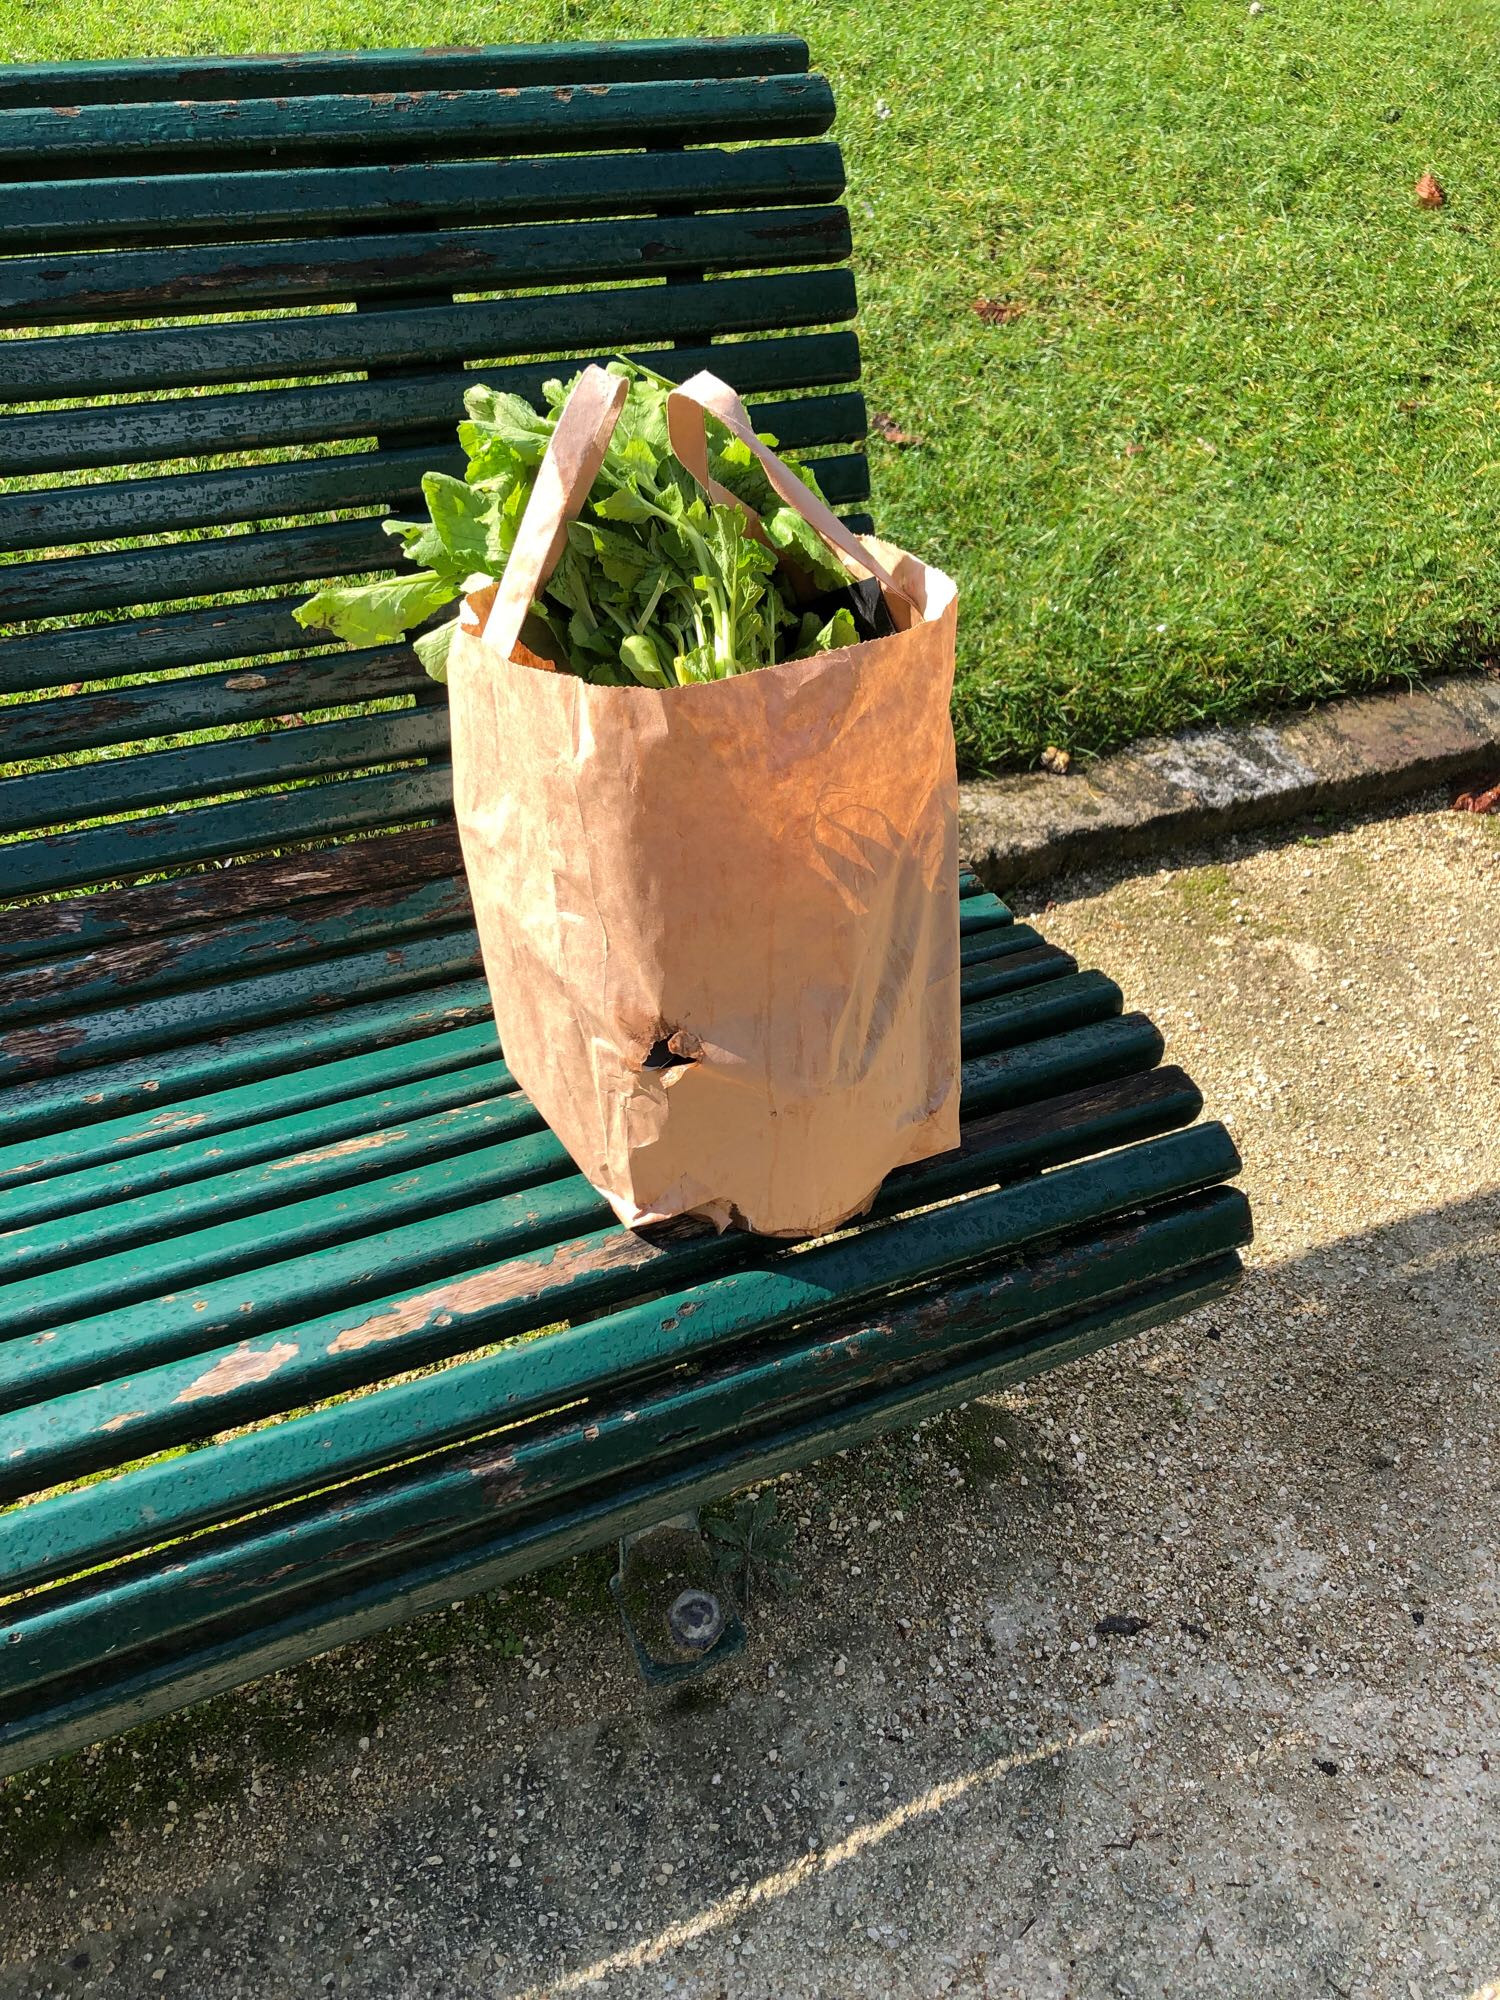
[480, 365, 629, 656]
[481, 361, 919, 656]
[666, 369, 918, 618]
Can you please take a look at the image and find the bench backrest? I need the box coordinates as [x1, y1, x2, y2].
[0, 38, 866, 919]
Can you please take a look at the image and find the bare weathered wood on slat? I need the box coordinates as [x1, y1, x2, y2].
[0, 875, 472, 1026]
[0, 205, 851, 326]
[0, 37, 813, 111]
[0, 826, 463, 971]
[2, 271, 858, 398]
[0, 75, 836, 176]
[0, 143, 845, 251]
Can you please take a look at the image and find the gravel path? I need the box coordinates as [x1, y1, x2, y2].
[1, 796, 1496, 2000]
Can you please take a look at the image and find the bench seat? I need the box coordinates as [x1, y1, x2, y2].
[0, 826, 1246, 1773]
[0, 35, 1248, 1773]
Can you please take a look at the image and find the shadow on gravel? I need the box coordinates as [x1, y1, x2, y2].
[0, 1178, 1494, 2000]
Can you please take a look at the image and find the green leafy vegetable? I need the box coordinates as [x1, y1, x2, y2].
[296, 569, 459, 650]
[790, 607, 860, 659]
[296, 359, 862, 687]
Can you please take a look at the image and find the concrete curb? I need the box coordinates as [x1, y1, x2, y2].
[960, 673, 1500, 891]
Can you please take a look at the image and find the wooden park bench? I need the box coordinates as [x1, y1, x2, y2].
[0, 36, 1250, 1773]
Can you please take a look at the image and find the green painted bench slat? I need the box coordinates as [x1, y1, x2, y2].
[0, 906, 1036, 1099]
[0, 37, 815, 109]
[0, 601, 336, 696]
[0, 1065, 1207, 1596]
[4, 648, 434, 759]
[5, 274, 859, 399]
[0, 969, 1131, 1373]
[0, 141, 846, 251]
[0, 517, 395, 622]
[0, 1014, 504, 1180]
[0, 901, 1019, 1142]
[0, 1255, 1235, 1780]
[0, 445, 459, 554]
[5, 419, 868, 555]
[0, 880, 1024, 1037]
[0, 944, 1076, 1259]
[0, 38, 1247, 1776]
[0, 874, 1008, 1073]
[0, 709, 447, 836]
[0, 1072, 1208, 1600]
[960, 1013, 1167, 1116]
[961, 943, 1075, 1005]
[0, 980, 498, 1143]
[19, 933, 1088, 1202]
[0, 1111, 1238, 1517]
[958, 893, 1013, 933]
[0, 1054, 518, 1230]
[962, 922, 1046, 966]
[0, 1191, 1249, 1704]
[0, 75, 836, 175]
[0, 203, 852, 325]
[0, 1128, 583, 1358]
[0, 1101, 556, 1342]
[0, 372, 865, 481]
[0, 826, 464, 969]
[4, 462, 871, 623]
[787, 453, 869, 506]
[0, 765, 455, 902]
[0, 926, 480, 1087]
[0, 1256, 1236, 1781]
[0, 1049, 1165, 1468]
[0, 873, 472, 1025]
[0, 963, 1116, 1328]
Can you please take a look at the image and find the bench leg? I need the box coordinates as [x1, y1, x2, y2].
[609, 1511, 748, 1685]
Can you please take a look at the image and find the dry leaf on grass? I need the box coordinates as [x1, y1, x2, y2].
[1415, 171, 1446, 209]
[870, 411, 925, 448]
[1452, 778, 1500, 814]
[1039, 745, 1072, 775]
[973, 297, 1029, 326]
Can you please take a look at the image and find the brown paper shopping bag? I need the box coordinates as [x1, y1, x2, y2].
[446, 365, 961, 1236]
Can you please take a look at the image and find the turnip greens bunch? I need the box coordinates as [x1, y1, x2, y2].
[296, 359, 861, 687]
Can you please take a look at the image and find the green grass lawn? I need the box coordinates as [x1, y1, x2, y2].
[6, 0, 1500, 771]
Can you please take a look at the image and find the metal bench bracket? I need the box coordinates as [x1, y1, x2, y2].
[609, 1511, 748, 1685]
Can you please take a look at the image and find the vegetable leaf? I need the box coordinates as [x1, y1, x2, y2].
[762, 506, 851, 591]
[790, 607, 860, 659]
[295, 570, 459, 648]
[413, 616, 459, 683]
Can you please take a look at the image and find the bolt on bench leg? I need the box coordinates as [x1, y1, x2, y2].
[609, 1511, 747, 1686]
